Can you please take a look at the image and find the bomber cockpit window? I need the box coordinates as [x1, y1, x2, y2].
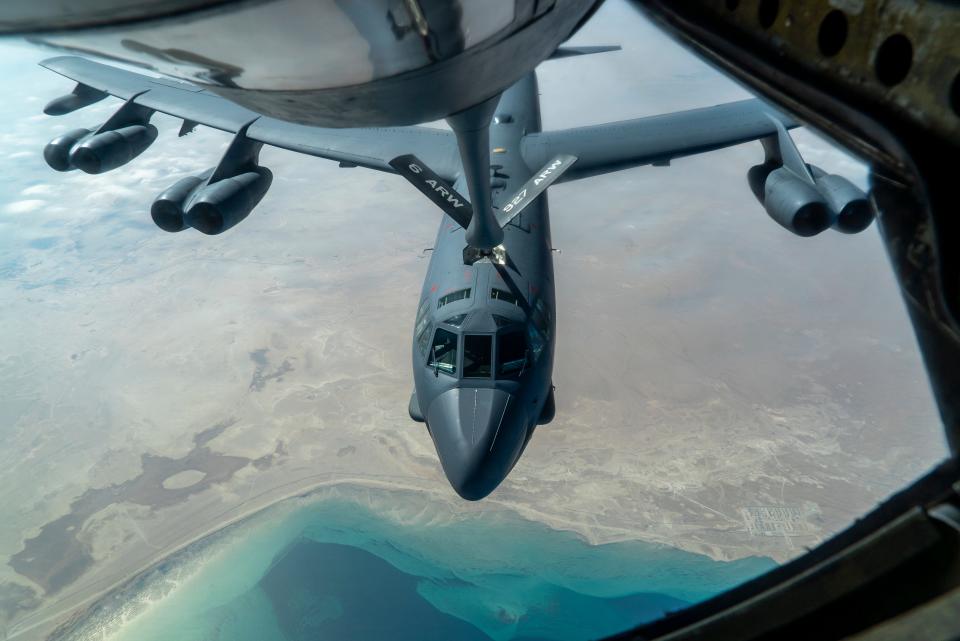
[429, 328, 458, 375]
[443, 313, 468, 327]
[463, 334, 492, 378]
[532, 298, 552, 340]
[417, 324, 432, 356]
[415, 298, 430, 331]
[438, 288, 471, 309]
[491, 288, 521, 306]
[498, 331, 527, 378]
[414, 298, 432, 354]
[527, 298, 552, 362]
[492, 314, 514, 328]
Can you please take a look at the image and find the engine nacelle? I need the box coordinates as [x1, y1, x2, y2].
[183, 168, 273, 235]
[747, 161, 778, 204]
[762, 167, 833, 237]
[69, 125, 159, 174]
[808, 166, 874, 234]
[151, 173, 209, 233]
[43, 128, 92, 172]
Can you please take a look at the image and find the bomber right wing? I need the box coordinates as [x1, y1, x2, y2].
[40, 56, 461, 181]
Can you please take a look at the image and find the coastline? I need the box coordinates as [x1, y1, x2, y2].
[11, 476, 776, 641]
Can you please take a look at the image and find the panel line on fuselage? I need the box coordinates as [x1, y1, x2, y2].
[490, 395, 511, 452]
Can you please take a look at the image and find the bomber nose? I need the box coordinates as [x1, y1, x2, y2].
[426, 388, 529, 500]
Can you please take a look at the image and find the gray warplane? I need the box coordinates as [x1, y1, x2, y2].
[36, 52, 873, 500]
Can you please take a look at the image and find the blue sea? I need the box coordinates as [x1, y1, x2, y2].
[60, 487, 774, 641]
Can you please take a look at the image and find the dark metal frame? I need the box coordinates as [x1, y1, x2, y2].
[602, 2, 960, 638]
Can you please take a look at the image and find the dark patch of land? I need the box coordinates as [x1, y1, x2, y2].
[253, 440, 289, 470]
[0, 581, 40, 622]
[9, 419, 248, 595]
[248, 349, 294, 392]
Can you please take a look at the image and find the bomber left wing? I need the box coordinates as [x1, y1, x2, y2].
[40, 56, 461, 181]
[520, 98, 797, 183]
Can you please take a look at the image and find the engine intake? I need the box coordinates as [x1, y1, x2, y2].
[70, 125, 159, 174]
[750, 164, 833, 237]
[182, 168, 273, 235]
[151, 173, 209, 233]
[808, 166, 874, 234]
[43, 128, 92, 172]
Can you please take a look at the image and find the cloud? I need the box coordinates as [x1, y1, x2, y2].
[77, 183, 139, 209]
[4, 199, 46, 214]
[21, 184, 53, 196]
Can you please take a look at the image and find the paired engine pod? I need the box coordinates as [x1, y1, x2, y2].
[151, 173, 208, 233]
[43, 128, 92, 172]
[762, 167, 833, 237]
[184, 167, 273, 235]
[69, 124, 159, 174]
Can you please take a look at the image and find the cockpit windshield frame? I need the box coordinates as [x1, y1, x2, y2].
[428, 327, 458, 376]
[424, 322, 529, 381]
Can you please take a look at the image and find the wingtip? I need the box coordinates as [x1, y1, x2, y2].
[39, 55, 74, 66]
[548, 45, 622, 60]
[38, 55, 85, 74]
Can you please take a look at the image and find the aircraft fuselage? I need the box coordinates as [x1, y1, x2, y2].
[410, 73, 556, 500]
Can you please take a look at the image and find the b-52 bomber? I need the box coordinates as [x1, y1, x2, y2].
[36, 50, 873, 500]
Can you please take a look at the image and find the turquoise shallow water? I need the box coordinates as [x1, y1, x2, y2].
[60, 487, 775, 641]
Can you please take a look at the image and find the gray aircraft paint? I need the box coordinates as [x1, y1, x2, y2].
[411, 74, 557, 501]
[35, 53, 870, 501]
